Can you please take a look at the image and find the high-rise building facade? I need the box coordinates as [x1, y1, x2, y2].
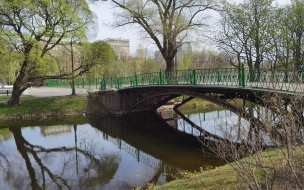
[104, 38, 130, 61]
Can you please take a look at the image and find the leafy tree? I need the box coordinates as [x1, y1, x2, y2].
[217, 0, 304, 73]
[0, 37, 21, 85]
[99, 0, 218, 71]
[82, 40, 116, 78]
[216, 0, 274, 79]
[131, 45, 158, 74]
[0, 0, 96, 107]
[279, 0, 304, 70]
[177, 50, 192, 70]
[141, 58, 158, 73]
[191, 49, 229, 69]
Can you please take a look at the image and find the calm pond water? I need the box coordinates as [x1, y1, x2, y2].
[0, 111, 228, 190]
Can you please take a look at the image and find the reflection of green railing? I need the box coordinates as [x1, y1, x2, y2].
[47, 67, 304, 93]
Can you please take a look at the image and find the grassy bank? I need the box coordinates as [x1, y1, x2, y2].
[154, 146, 301, 190]
[0, 95, 104, 122]
[154, 164, 241, 190]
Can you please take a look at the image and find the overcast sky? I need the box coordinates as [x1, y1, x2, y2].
[89, 0, 290, 54]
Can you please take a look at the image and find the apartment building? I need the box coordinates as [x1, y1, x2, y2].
[104, 38, 130, 61]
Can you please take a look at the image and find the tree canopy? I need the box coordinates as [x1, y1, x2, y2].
[0, 0, 97, 106]
[82, 40, 116, 78]
[216, 0, 273, 70]
[216, 0, 304, 71]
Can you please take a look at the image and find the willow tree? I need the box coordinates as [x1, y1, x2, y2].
[0, 37, 20, 85]
[106, 0, 218, 71]
[0, 0, 96, 107]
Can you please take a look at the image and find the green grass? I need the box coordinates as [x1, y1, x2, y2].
[154, 164, 242, 190]
[0, 95, 90, 120]
[154, 147, 304, 190]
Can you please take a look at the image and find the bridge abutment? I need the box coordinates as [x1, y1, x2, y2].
[96, 90, 124, 116]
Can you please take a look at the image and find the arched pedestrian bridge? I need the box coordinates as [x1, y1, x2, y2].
[48, 67, 304, 116]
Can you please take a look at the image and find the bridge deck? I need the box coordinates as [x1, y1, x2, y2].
[47, 68, 304, 95]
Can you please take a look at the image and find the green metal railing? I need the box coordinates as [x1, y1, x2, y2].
[48, 78, 101, 89]
[47, 65, 304, 93]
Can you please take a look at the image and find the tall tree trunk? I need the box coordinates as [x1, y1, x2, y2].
[7, 78, 27, 107]
[7, 50, 31, 107]
[165, 57, 175, 72]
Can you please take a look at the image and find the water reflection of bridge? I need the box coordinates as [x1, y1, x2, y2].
[106, 134, 162, 169]
[88, 115, 218, 172]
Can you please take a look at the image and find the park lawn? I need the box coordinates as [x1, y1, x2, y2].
[153, 164, 242, 190]
[0, 95, 89, 119]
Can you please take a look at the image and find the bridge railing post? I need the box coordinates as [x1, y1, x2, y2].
[238, 65, 242, 87]
[135, 73, 138, 87]
[217, 69, 221, 82]
[100, 78, 106, 90]
[241, 62, 245, 87]
[101, 78, 103, 90]
[116, 77, 121, 89]
[238, 62, 246, 87]
[192, 69, 197, 85]
[159, 69, 163, 85]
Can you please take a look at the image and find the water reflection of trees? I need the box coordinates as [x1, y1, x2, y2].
[3, 126, 121, 190]
[0, 128, 13, 145]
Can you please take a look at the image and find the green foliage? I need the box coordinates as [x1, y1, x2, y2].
[276, 0, 304, 69]
[131, 46, 158, 74]
[27, 44, 60, 76]
[0, 0, 97, 106]
[217, 0, 304, 70]
[141, 58, 158, 73]
[0, 37, 21, 84]
[83, 40, 116, 78]
[177, 51, 192, 70]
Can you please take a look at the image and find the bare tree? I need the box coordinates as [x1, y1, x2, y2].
[99, 0, 219, 71]
[216, 0, 274, 81]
